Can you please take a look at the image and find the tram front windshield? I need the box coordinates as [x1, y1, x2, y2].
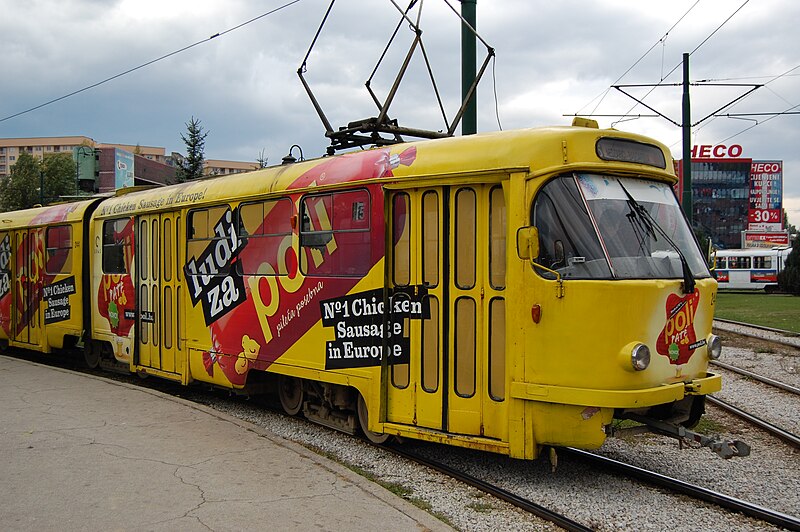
[531, 174, 710, 280]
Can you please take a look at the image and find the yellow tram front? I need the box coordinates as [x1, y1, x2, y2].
[506, 132, 726, 457]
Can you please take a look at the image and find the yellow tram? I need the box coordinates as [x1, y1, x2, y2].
[2, 121, 736, 459]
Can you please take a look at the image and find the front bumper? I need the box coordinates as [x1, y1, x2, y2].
[510, 372, 721, 408]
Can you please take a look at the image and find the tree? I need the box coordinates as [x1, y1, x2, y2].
[0, 151, 40, 211]
[256, 148, 269, 169]
[176, 116, 209, 182]
[43, 153, 79, 200]
[778, 237, 800, 295]
[0, 152, 80, 213]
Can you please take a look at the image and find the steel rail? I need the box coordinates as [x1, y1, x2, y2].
[711, 360, 800, 395]
[707, 396, 800, 449]
[384, 444, 593, 532]
[714, 318, 800, 340]
[564, 448, 800, 531]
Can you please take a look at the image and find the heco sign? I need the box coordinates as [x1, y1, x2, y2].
[690, 144, 744, 158]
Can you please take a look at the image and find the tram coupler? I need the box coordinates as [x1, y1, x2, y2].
[618, 414, 751, 459]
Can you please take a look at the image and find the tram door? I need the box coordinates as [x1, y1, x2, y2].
[136, 214, 181, 378]
[387, 183, 507, 440]
[13, 229, 42, 346]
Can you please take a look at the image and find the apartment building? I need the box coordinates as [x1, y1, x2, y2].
[1, 136, 258, 184]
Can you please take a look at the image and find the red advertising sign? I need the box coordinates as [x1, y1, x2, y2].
[748, 161, 783, 231]
[742, 231, 789, 248]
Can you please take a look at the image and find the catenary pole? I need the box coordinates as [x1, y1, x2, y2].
[461, 0, 477, 135]
[682, 52, 692, 224]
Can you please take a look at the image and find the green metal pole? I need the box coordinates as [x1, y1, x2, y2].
[682, 52, 692, 225]
[461, 0, 477, 135]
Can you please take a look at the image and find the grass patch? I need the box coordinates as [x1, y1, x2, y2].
[714, 292, 800, 332]
[467, 501, 496, 513]
[694, 416, 727, 434]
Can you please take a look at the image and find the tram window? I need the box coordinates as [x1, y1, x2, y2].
[139, 220, 148, 281]
[392, 193, 411, 286]
[531, 176, 609, 279]
[489, 298, 506, 401]
[164, 286, 172, 349]
[391, 293, 410, 389]
[152, 285, 159, 347]
[238, 198, 294, 276]
[140, 285, 148, 344]
[175, 216, 182, 282]
[454, 297, 476, 398]
[754, 256, 772, 269]
[489, 186, 506, 290]
[102, 218, 133, 274]
[0, 232, 9, 285]
[164, 218, 172, 282]
[422, 191, 439, 287]
[729, 256, 751, 269]
[152, 220, 159, 282]
[300, 189, 372, 277]
[187, 206, 231, 277]
[176, 286, 182, 351]
[45, 225, 72, 274]
[421, 295, 439, 393]
[455, 188, 476, 289]
[716, 257, 727, 269]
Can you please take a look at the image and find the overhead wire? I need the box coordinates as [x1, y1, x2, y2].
[617, 0, 751, 121]
[578, 0, 701, 117]
[691, 62, 800, 138]
[0, 0, 301, 124]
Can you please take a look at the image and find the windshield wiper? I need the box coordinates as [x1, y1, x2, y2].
[619, 183, 696, 294]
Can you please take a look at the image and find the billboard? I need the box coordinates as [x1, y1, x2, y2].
[742, 231, 790, 248]
[114, 149, 135, 190]
[747, 161, 782, 231]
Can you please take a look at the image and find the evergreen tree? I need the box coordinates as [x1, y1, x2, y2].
[176, 116, 209, 182]
[778, 237, 800, 295]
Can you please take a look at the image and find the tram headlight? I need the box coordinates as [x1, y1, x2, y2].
[630, 343, 650, 371]
[707, 334, 722, 360]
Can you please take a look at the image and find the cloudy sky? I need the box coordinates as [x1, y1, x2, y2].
[1, 0, 798, 224]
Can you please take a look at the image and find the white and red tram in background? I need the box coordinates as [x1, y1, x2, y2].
[713, 247, 791, 292]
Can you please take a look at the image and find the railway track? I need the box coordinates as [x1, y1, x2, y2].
[387, 442, 800, 532]
[385, 443, 593, 532]
[565, 448, 800, 531]
[707, 395, 800, 449]
[713, 318, 800, 350]
[709, 352, 800, 449]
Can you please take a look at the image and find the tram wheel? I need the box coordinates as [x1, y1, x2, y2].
[357, 394, 389, 444]
[278, 375, 304, 416]
[83, 343, 100, 369]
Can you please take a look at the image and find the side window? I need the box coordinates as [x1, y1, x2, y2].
[0, 233, 10, 300]
[187, 206, 229, 277]
[753, 256, 772, 269]
[300, 189, 372, 277]
[392, 193, 411, 286]
[238, 198, 294, 275]
[46, 225, 73, 274]
[489, 186, 506, 290]
[102, 218, 133, 274]
[531, 176, 609, 278]
[454, 188, 476, 289]
[729, 256, 751, 269]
